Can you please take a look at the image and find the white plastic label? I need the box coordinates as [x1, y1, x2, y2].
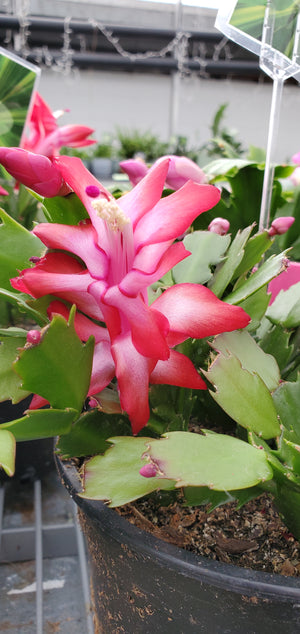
[0, 48, 40, 147]
[215, 1, 300, 79]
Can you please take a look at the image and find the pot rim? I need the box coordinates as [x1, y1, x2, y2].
[55, 452, 300, 604]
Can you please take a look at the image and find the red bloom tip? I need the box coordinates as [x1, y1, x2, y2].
[86, 185, 101, 198]
[26, 329, 41, 345]
[139, 463, 158, 478]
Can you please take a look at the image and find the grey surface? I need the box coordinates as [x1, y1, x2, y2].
[0, 468, 94, 633]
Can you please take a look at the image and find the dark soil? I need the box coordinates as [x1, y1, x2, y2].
[118, 493, 300, 578]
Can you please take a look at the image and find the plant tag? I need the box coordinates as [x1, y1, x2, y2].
[0, 47, 40, 147]
[215, 1, 300, 80]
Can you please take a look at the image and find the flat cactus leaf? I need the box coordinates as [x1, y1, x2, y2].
[41, 192, 88, 225]
[0, 333, 31, 403]
[204, 354, 280, 439]
[224, 252, 287, 305]
[143, 431, 273, 490]
[82, 436, 175, 506]
[0, 429, 15, 476]
[172, 231, 230, 285]
[259, 324, 293, 373]
[278, 438, 300, 476]
[14, 309, 94, 412]
[0, 208, 44, 290]
[235, 286, 270, 331]
[273, 378, 300, 443]
[248, 431, 300, 487]
[0, 289, 48, 326]
[209, 226, 253, 298]
[211, 331, 280, 392]
[0, 407, 78, 441]
[56, 410, 131, 459]
[233, 231, 272, 280]
[266, 281, 300, 328]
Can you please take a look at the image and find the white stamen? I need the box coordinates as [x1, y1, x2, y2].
[92, 198, 130, 232]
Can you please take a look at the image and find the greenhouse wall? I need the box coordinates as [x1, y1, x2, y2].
[39, 68, 300, 162]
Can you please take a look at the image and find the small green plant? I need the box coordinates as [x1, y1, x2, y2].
[116, 128, 168, 161]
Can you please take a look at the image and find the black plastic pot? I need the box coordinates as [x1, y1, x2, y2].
[0, 398, 54, 481]
[55, 455, 300, 634]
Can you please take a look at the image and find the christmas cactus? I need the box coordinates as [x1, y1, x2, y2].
[0, 147, 299, 541]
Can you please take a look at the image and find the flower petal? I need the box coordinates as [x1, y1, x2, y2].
[88, 341, 115, 395]
[117, 158, 169, 227]
[150, 349, 207, 389]
[111, 331, 155, 434]
[104, 285, 170, 360]
[152, 283, 251, 340]
[29, 394, 49, 410]
[33, 221, 108, 280]
[11, 252, 103, 320]
[133, 181, 220, 249]
[47, 300, 109, 343]
[120, 242, 189, 296]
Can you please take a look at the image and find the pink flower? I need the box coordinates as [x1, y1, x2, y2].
[292, 151, 300, 164]
[0, 148, 70, 197]
[22, 92, 95, 158]
[120, 155, 207, 190]
[268, 261, 300, 304]
[0, 185, 8, 196]
[268, 216, 295, 237]
[11, 156, 250, 433]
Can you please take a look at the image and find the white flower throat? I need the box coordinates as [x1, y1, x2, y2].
[91, 196, 134, 284]
[92, 198, 130, 232]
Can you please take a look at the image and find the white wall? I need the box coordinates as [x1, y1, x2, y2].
[39, 66, 300, 162]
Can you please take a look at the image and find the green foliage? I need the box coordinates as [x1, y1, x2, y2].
[14, 309, 94, 412]
[204, 351, 280, 439]
[82, 436, 175, 506]
[172, 231, 231, 285]
[200, 103, 244, 160]
[0, 332, 31, 403]
[56, 409, 131, 458]
[82, 431, 273, 506]
[266, 281, 300, 328]
[42, 192, 89, 225]
[0, 429, 15, 476]
[0, 208, 44, 291]
[196, 161, 292, 237]
[1, 408, 78, 441]
[116, 127, 168, 161]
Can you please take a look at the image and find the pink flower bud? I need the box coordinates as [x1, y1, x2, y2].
[88, 397, 99, 409]
[139, 463, 158, 478]
[120, 159, 149, 186]
[26, 329, 41, 345]
[0, 147, 66, 197]
[290, 166, 300, 186]
[292, 151, 300, 165]
[0, 185, 8, 196]
[208, 217, 230, 235]
[268, 216, 295, 236]
[165, 155, 207, 189]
